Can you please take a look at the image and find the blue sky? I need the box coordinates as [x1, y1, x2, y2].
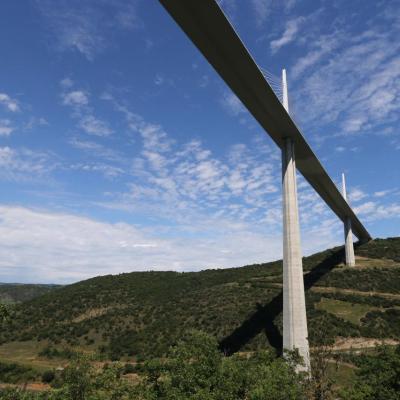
[0, 0, 399, 283]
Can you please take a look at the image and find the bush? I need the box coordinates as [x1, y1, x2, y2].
[38, 346, 76, 360]
[139, 330, 306, 400]
[0, 362, 37, 384]
[1, 335, 400, 399]
[340, 345, 400, 400]
[123, 363, 135, 374]
[41, 369, 55, 383]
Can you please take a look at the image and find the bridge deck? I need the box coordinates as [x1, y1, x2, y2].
[159, 0, 371, 241]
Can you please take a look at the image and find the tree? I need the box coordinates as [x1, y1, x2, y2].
[60, 355, 94, 400]
[0, 303, 11, 322]
[305, 326, 338, 400]
[139, 330, 306, 400]
[41, 370, 55, 383]
[340, 345, 400, 400]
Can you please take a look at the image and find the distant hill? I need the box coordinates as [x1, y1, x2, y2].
[0, 283, 61, 304]
[1, 237, 400, 360]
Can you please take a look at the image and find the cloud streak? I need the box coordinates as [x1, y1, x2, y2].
[61, 83, 113, 137]
[36, 0, 142, 60]
[0, 147, 57, 182]
[0, 120, 14, 136]
[79, 115, 113, 137]
[291, 13, 400, 137]
[0, 93, 20, 112]
[0, 201, 342, 284]
[270, 17, 304, 53]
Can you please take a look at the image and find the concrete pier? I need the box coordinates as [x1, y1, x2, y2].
[282, 137, 311, 372]
[281, 69, 310, 372]
[342, 174, 355, 266]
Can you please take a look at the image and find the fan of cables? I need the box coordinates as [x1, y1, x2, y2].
[259, 66, 283, 104]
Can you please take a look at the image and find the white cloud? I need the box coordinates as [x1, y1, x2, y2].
[354, 201, 376, 215]
[0, 204, 343, 284]
[60, 77, 74, 88]
[284, 0, 297, 11]
[154, 74, 164, 86]
[0, 147, 14, 165]
[293, 21, 400, 136]
[100, 138, 279, 226]
[97, 106, 344, 249]
[216, 0, 237, 21]
[0, 205, 283, 283]
[62, 90, 89, 106]
[24, 117, 49, 131]
[0, 205, 161, 282]
[108, 102, 174, 152]
[251, 0, 272, 27]
[270, 17, 304, 53]
[220, 91, 246, 116]
[36, 0, 142, 60]
[348, 188, 367, 203]
[0, 93, 20, 112]
[251, 0, 298, 27]
[354, 200, 400, 222]
[342, 116, 368, 133]
[0, 109, 350, 283]
[69, 137, 122, 161]
[0, 147, 56, 182]
[61, 87, 113, 138]
[0, 92, 365, 283]
[94, 108, 347, 263]
[374, 204, 400, 219]
[374, 189, 393, 198]
[0, 119, 14, 136]
[198, 75, 209, 88]
[70, 162, 123, 178]
[79, 115, 113, 136]
[291, 34, 340, 78]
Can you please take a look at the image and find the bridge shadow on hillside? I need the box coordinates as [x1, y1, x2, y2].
[219, 246, 350, 356]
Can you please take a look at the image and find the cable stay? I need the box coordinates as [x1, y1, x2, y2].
[258, 66, 284, 103]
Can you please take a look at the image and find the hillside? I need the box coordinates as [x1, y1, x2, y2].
[0, 284, 61, 304]
[1, 237, 400, 361]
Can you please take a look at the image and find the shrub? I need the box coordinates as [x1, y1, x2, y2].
[123, 363, 135, 374]
[0, 362, 37, 384]
[41, 370, 55, 383]
[340, 345, 400, 400]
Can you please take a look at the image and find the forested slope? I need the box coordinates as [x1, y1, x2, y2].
[1, 237, 399, 360]
[0, 284, 61, 304]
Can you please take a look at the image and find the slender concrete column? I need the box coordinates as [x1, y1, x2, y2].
[342, 174, 355, 266]
[282, 69, 289, 112]
[281, 69, 310, 372]
[282, 137, 310, 372]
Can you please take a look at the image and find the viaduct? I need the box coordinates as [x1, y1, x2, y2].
[159, 0, 372, 372]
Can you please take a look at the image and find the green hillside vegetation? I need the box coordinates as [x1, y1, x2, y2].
[1, 238, 400, 363]
[0, 284, 61, 304]
[315, 298, 379, 325]
[1, 332, 399, 400]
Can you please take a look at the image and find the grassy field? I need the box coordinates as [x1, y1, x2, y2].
[354, 256, 400, 269]
[0, 341, 62, 371]
[331, 362, 357, 392]
[315, 298, 378, 325]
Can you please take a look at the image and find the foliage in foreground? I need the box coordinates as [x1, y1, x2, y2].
[0, 362, 38, 384]
[1, 332, 400, 400]
[339, 345, 400, 400]
[0, 331, 307, 400]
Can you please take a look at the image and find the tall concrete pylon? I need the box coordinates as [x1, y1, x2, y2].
[342, 173, 356, 266]
[281, 69, 310, 372]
